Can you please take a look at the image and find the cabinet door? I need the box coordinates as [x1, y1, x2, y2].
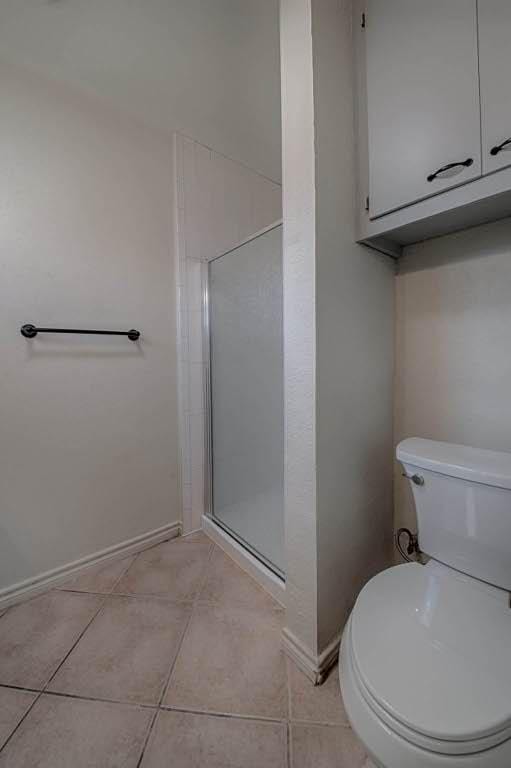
[366, 0, 481, 218]
[479, 0, 511, 175]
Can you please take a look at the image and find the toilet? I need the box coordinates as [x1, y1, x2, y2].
[340, 437, 511, 768]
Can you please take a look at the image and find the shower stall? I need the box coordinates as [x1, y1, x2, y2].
[204, 222, 284, 579]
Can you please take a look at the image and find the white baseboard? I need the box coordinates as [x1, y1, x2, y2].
[202, 515, 285, 607]
[0, 521, 181, 611]
[317, 630, 343, 681]
[282, 626, 342, 686]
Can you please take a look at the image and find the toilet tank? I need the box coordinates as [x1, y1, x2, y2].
[397, 438, 511, 591]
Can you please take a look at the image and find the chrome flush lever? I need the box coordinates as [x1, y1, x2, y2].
[402, 473, 425, 486]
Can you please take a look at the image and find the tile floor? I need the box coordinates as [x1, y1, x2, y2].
[0, 532, 369, 767]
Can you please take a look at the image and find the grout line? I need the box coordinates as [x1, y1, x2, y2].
[41, 689, 158, 711]
[289, 719, 352, 729]
[112, 545, 145, 580]
[0, 681, 290, 728]
[158, 704, 287, 725]
[42, 595, 109, 693]
[57, 588, 116, 597]
[0, 682, 349, 730]
[55, 554, 137, 597]
[154, 541, 214, 711]
[133, 561, 209, 768]
[108, 554, 140, 595]
[286, 657, 293, 722]
[54, 585, 263, 613]
[285, 667, 293, 767]
[1, 679, 320, 728]
[156, 605, 195, 708]
[114, 592, 194, 606]
[0, 689, 43, 756]
[191, 540, 216, 608]
[152, 546, 211, 712]
[0, 683, 42, 695]
[57, 587, 195, 607]
[135, 708, 159, 768]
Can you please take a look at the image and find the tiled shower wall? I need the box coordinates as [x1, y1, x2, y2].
[174, 133, 282, 533]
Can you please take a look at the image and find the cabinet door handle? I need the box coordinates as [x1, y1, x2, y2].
[490, 138, 511, 156]
[427, 158, 474, 182]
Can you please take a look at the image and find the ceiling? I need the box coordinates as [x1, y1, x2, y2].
[0, 0, 282, 180]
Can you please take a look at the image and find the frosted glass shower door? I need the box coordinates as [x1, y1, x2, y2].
[209, 224, 284, 576]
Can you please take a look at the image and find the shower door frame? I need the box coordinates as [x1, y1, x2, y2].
[201, 219, 285, 581]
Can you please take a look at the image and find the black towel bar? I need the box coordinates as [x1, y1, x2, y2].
[20, 325, 140, 341]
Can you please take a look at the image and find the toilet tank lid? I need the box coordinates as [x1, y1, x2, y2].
[397, 438, 511, 490]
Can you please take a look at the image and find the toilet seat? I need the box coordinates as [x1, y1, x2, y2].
[346, 620, 511, 756]
[345, 562, 511, 759]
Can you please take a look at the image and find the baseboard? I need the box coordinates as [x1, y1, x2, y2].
[0, 521, 181, 611]
[282, 626, 342, 686]
[317, 630, 343, 681]
[202, 515, 285, 607]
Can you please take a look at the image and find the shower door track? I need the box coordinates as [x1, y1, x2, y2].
[208, 516, 285, 581]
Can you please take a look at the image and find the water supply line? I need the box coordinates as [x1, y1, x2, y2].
[395, 528, 419, 563]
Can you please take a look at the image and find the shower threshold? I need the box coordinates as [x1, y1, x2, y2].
[202, 515, 285, 606]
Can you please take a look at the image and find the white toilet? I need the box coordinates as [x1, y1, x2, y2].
[340, 437, 511, 768]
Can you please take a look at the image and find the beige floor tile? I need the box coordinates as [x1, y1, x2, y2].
[180, 530, 209, 544]
[114, 539, 211, 601]
[0, 592, 103, 689]
[0, 688, 38, 750]
[48, 596, 190, 705]
[164, 603, 287, 719]
[58, 556, 135, 594]
[288, 661, 349, 725]
[140, 710, 287, 768]
[198, 547, 282, 612]
[0, 694, 152, 768]
[290, 724, 367, 768]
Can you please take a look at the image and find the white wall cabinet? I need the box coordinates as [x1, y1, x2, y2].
[366, 0, 480, 218]
[356, 0, 511, 256]
[479, 0, 511, 176]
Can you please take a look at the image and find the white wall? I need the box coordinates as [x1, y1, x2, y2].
[280, 0, 395, 674]
[313, 0, 395, 650]
[280, 0, 319, 660]
[0, 62, 179, 594]
[395, 217, 511, 534]
[0, 0, 282, 182]
[174, 134, 282, 534]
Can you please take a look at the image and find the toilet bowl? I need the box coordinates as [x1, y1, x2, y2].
[340, 438, 511, 768]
